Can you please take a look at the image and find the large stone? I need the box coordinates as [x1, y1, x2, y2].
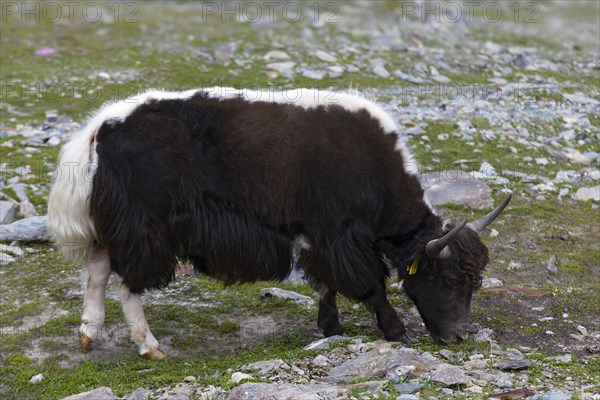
[394, 383, 424, 394]
[246, 359, 289, 375]
[572, 186, 600, 202]
[227, 381, 387, 400]
[302, 335, 347, 351]
[261, 287, 314, 306]
[541, 392, 572, 400]
[419, 170, 494, 209]
[495, 357, 531, 370]
[323, 347, 438, 384]
[0, 216, 49, 241]
[227, 382, 349, 400]
[61, 387, 118, 400]
[430, 365, 469, 387]
[0, 201, 18, 224]
[0, 252, 16, 266]
[229, 372, 253, 384]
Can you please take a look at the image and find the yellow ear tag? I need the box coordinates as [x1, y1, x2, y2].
[407, 260, 419, 275]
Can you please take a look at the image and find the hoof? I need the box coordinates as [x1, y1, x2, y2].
[141, 348, 167, 360]
[78, 331, 93, 353]
[385, 329, 411, 345]
[323, 324, 345, 337]
[400, 333, 414, 345]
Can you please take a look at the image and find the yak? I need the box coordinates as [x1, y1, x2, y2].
[47, 88, 510, 360]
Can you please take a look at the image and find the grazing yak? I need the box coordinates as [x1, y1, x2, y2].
[48, 88, 510, 360]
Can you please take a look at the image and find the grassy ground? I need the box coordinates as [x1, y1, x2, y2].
[1, 1, 599, 399]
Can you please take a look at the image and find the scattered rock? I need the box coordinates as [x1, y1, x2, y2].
[0, 216, 49, 241]
[565, 150, 592, 165]
[563, 93, 599, 105]
[576, 325, 588, 336]
[326, 65, 344, 78]
[393, 69, 426, 84]
[229, 372, 253, 384]
[482, 277, 503, 288]
[513, 54, 528, 69]
[261, 288, 314, 306]
[312, 354, 330, 366]
[0, 251, 16, 266]
[495, 357, 531, 371]
[0, 201, 18, 224]
[315, 50, 337, 63]
[473, 328, 494, 342]
[547, 255, 558, 274]
[247, 359, 289, 375]
[548, 354, 572, 363]
[227, 382, 350, 400]
[128, 388, 150, 400]
[266, 62, 295, 79]
[372, 63, 390, 78]
[61, 387, 118, 400]
[419, 170, 494, 209]
[431, 74, 452, 83]
[0, 244, 24, 257]
[508, 261, 523, 271]
[393, 383, 423, 394]
[430, 365, 469, 387]
[323, 347, 438, 384]
[303, 335, 347, 351]
[484, 41, 504, 54]
[47, 136, 61, 146]
[263, 50, 290, 61]
[301, 69, 326, 80]
[396, 395, 419, 400]
[540, 391, 573, 400]
[489, 388, 535, 400]
[29, 373, 44, 383]
[572, 186, 600, 202]
[536, 157, 549, 165]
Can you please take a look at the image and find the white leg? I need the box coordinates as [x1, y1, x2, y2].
[78, 247, 111, 352]
[118, 281, 166, 360]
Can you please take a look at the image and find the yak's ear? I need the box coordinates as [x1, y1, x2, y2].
[425, 219, 466, 260]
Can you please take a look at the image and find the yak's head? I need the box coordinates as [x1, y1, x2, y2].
[402, 195, 511, 344]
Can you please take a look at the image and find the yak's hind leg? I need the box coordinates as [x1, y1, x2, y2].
[78, 247, 111, 352]
[118, 280, 166, 360]
[299, 251, 345, 337]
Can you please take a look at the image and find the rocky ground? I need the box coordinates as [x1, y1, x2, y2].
[1, 1, 599, 399]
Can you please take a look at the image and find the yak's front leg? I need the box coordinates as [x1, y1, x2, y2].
[118, 281, 166, 360]
[365, 283, 411, 344]
[78, 247, 111, 352]
[317, 286, 345, 337]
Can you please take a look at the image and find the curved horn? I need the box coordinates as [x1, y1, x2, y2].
[466, 194, 512, 233]
[426, 219, 467, 260]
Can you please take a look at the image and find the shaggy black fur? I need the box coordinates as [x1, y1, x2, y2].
[90, 92, 490, 342]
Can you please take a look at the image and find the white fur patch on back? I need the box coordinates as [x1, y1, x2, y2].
[201, 87, 417, 172]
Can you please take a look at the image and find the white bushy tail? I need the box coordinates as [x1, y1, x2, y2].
[47, 125, 99, 264]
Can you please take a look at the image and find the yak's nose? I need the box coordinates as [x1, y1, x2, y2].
[438, 327, 470, 344]
[438, 332, 468, 344]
